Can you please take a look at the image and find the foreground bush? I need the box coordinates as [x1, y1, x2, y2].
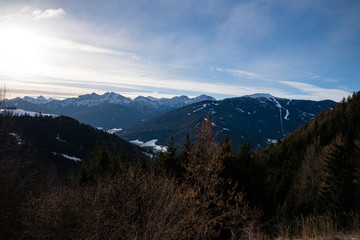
[275, 213, 360, 240]
[22, 166, 203, 240]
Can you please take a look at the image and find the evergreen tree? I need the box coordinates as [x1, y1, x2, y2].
[156, 136, 182, 176]
[133, 150, 148, 169]
[87, 142, 111, 180]
[77, 161, 88, 186]
[78, 143, 130, 184]
[314, 143, 357, 215]
[181, 132, 192, 165]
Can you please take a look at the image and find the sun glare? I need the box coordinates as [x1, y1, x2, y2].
[0, 27, 48, 75]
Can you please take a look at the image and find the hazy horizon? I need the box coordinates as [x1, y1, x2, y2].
[4, 90, 344, 102]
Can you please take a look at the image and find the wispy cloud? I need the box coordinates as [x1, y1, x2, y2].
[33, 8, 65, 20]
[0, 7, 65, 21]
[216, 67, 264, 79]
[216, 1, 273, 44]
[280, 81, 350, 101]
[51, 38, 141, 60]
[300, 70, 321, 79]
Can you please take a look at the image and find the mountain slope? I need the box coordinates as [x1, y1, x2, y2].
[4, 92, 215, 129]
[252, 91, 360, 218]
[0, 112, 149, 177]
[0, 108, 151, 239]
[119, 94, 336, 148]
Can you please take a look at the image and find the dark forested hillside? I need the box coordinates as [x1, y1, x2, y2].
[0, 113, 150, 239]
[251, 91, 360, 219]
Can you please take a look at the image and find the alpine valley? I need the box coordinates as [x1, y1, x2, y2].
[4, 92, 336, 149]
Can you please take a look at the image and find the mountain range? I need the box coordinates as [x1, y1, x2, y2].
[4, 92, 215, 130]
[119, 94, 336, 148]
[4, 92, 336, 149]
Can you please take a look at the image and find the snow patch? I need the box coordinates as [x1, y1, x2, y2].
[1, 109, 57, 117]
[267, 97, 285, 136]
[192, 103, 209, 113]
[56, 134, 66, 143]
[144, 152, 154, 159]
[269, 97, 282, 108]
[107, 128, 123, 134]
[267, 139, 277, 144]
[248, 93, 274, 99]
[142, 139, 158, 147]
[130, 139, 167, 152]
[53, 152, 81, 162]
[302, 112, 315, 117]
[9, 133, 23, 145]
[284, 109, 290, 120]
[130, 139, 144, 145]
[236, 107, 244, 113]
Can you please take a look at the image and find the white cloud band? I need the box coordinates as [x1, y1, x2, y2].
[33, 8, 65, 20]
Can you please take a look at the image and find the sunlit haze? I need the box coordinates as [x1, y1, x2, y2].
[0, 1, 359, 101]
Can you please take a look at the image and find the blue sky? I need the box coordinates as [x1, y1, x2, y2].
[0, 0, 359, 101]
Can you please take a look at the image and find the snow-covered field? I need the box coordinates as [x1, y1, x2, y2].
[0, 109, 57, 117]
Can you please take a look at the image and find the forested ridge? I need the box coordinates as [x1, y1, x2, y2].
[1, 91, 359, 239]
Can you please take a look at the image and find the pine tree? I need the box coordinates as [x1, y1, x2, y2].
[181, 132, 192, 165]
[314, 143, 356, 215]
[78, 143, 129, 184]
[155, 136, 182, 176]
[87, 142, 111, 180]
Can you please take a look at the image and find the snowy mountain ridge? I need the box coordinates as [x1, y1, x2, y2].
[8, 92, 216, 109]
[4, 92, 216, 130]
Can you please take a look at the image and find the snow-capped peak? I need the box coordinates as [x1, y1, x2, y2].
[10, 92, 216, 109]
[62, 92, 132, 106]
[194, 94, 216, 102]
[22, 96, 55, 104]
[247, 93, 275, 99]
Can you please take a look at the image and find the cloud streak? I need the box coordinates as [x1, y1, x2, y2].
[0, 7, 66, 21]
[32, 8, 66, 20]
[216, 68, 265, 79]
[280, 81, 350, 101]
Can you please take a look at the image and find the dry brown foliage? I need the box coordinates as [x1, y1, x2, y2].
[182, 118, 248, 239]
[19, 119, 250, 240]
[21, 166, 202, 240]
